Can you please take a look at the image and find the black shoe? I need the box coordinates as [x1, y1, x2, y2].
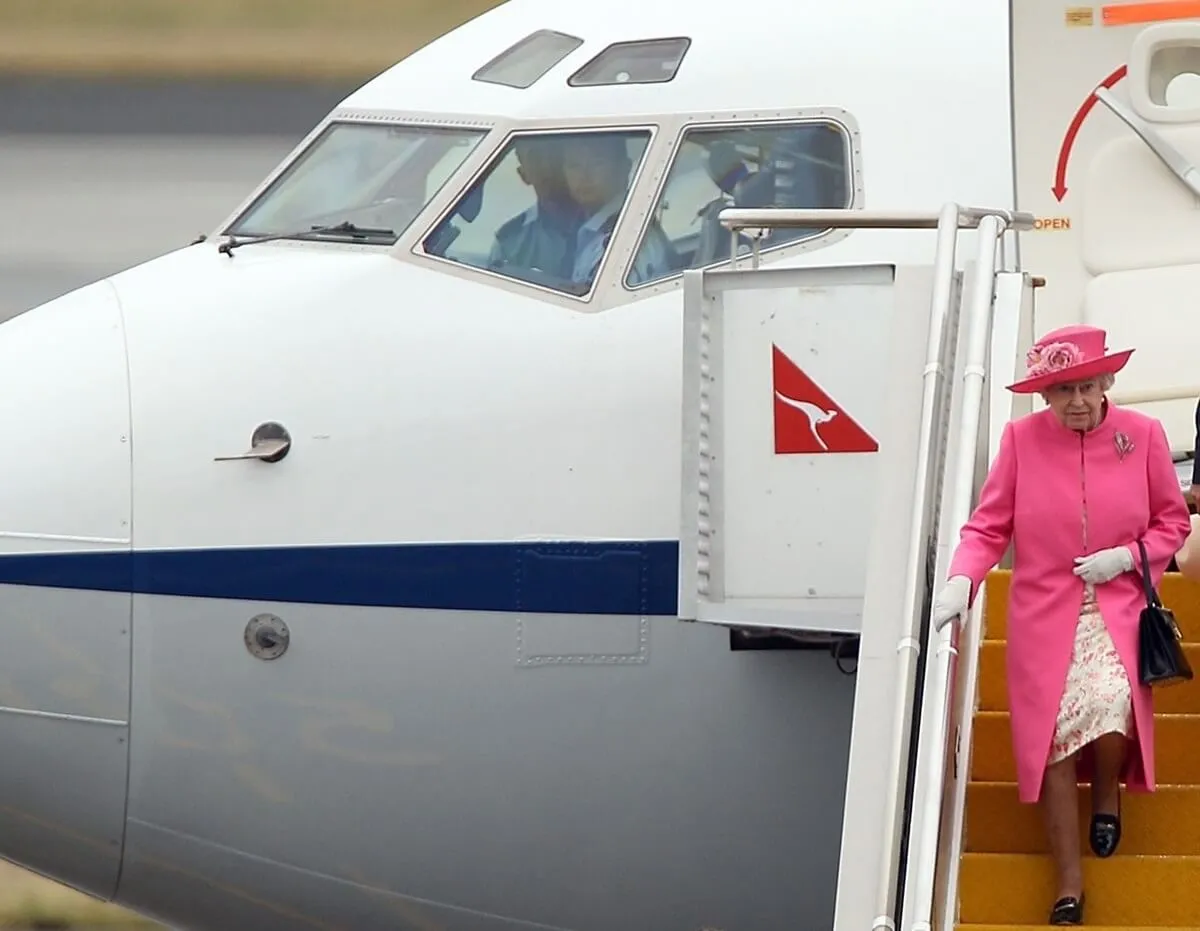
[1050, 893, 1084, 925]
[1090, 788, 1122, 858]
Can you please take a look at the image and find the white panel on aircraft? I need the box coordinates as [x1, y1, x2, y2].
[678, 262, 939, 633]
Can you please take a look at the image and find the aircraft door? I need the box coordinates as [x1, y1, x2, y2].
[1012, 6, 1200, 451]
[109, 255, 498, 922]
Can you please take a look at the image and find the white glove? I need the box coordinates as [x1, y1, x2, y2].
[931, 576, 971, 632]
[1073, 546, 1134, 584]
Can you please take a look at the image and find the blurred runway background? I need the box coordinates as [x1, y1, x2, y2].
[0, 78, 346, 323]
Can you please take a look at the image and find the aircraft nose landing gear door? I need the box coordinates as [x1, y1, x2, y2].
[677, 259, 950, 635]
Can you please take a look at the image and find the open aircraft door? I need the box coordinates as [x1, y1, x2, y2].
[676, 247, 960, 635]
[1012, 1, 1200, 452]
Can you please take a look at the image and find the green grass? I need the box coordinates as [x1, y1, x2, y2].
[0, 862, 161, 928]
[0, 0, 507, 80]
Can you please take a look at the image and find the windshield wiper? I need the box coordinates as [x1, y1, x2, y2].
[217, 221, 396, 256]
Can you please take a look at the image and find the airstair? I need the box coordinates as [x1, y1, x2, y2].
[959, 570, 1200, 929]
[675, 201, 1200, 930]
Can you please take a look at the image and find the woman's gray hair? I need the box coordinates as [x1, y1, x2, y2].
[1038, 371, 1116, 401]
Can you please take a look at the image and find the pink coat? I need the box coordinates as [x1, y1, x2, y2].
[948, 404, 1191, 803]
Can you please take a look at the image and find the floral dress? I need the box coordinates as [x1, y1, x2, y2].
[1048, 584, 1134, 763]
[1047, 453, 1134, 764]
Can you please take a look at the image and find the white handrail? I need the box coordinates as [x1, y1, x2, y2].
[870, 202, 962, 931]
[719, 205, 1034, 270]
[903, 214, 1007, 930]
[718, 206, 1036, 232]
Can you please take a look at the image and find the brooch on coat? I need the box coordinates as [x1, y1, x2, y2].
[1114, 431, 1134, 461]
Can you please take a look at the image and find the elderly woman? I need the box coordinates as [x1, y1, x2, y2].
[931, 323, 1191, 925]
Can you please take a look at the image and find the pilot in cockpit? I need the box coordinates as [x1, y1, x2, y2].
[488, 137, 584, 280]
[560, 135, 677, 289]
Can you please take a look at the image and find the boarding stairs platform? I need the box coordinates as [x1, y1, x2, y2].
[675, 203, 1200, 930]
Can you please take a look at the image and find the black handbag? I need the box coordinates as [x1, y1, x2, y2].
[1136, 539, 1193, 688]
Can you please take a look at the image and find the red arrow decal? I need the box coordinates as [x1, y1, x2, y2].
[1053, 64, 1128, 202]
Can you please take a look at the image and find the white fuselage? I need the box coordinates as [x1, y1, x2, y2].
[0, 0, 1023, 927]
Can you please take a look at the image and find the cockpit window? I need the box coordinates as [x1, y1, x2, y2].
[568, 37, 691, 87]
[421, 129, 659, 296]
[626, 120, 852, 288]
[472, 30, 585, 89]
[225, 122, 487, 242]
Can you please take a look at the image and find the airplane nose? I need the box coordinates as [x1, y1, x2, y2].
[0, 280, 133, 901]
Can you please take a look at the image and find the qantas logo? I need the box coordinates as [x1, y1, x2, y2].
[772, 344, 878, 455]
[774, 392, 841, 451]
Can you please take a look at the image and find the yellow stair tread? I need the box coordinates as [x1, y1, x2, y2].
[978, 641, 1200, 712]
[970, 712, 1200, 783]
[959, 927, 1180, 930]
[960, 852, 1200, 924]
[982, 569, 1200, 642]
[966, 781, 1200, 854]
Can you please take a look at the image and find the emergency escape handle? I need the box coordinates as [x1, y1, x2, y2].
[716, 204, 1035, 931]
[1093, 86, 1200, 199]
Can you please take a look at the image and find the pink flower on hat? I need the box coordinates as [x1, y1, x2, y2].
[1025, 340, 1083, 377]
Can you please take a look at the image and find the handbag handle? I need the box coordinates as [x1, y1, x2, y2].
[1137, 539, 1162, 609]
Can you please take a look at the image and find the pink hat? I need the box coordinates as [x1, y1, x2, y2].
[1006, 324, 1134, 394]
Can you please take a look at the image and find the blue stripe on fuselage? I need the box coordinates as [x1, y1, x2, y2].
[0, 541, 681, 615]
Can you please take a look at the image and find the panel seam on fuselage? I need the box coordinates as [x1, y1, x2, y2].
[111, 271, 136, 906]
[0, 705, 126, 727]
[126, 817, 577, 931]
[0, 532, 130, 544]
